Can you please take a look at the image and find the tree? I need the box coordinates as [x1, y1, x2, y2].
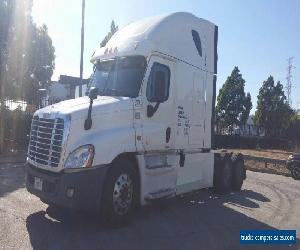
[216, 67, 252, 133]
[0, 0, 21, 154]
[22, 24, 55, 101]
[100, 20, 118, 47]
[0, 0, 16, 98]
[289, 112, 299, 125]
[0, 0, 55, 102]
[2, 0, 32, 99]
[0, 0, 55, 152]
[254, 76, 294, 136]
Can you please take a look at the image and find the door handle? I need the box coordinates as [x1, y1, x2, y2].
[179, 150, 185, 167]
[166, 127, 171, 143]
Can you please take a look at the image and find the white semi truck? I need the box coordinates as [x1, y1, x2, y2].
[26, 12, 246, 227]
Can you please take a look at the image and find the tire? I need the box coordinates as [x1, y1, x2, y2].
[291, 164, 300, 180]
[100, 157, 138, 228]
[214, 154, 233, 194]
[231, 153, 245, 191]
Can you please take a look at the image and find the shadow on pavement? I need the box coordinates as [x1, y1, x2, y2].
[26, 188, 299, 250]
[0, 163, 25, 197]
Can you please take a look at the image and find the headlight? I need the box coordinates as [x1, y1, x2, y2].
[64, 145, 95, 169]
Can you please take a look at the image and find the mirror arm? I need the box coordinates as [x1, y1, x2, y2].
[147, 102, 160, 118]
[153, 102, 160, 113]
[84, 99, 93, 130]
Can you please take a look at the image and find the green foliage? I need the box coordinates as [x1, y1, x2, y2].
[0, 0, 15, 98]
[216, 67, 252, 131]
[22, 24, 55, 101]
[254, 76, 294, 136]
[100, 20, 118, 47]
[0, 0, 55, 102]
[289, 111, 299, 125]
[215, 134, 300, 151]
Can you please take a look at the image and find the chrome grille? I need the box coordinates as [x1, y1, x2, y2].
[28, 116, 64, 168]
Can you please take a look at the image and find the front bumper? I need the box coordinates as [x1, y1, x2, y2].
[26, 163, 109, 212]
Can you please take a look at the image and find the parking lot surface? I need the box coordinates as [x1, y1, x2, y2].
[0, 162, 300, 250]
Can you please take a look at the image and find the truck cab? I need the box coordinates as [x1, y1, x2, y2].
[26, 12, 245, 227]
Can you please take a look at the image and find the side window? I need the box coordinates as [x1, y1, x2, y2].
[192, 30, 202, 57]
[146, 62, 170, 103]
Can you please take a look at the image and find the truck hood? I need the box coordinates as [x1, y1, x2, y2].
[35, 96, 133, 120]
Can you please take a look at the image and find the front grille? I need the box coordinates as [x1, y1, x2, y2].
[28, 116, 64, 168]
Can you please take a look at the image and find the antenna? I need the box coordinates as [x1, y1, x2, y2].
[286, 57, 295, 106]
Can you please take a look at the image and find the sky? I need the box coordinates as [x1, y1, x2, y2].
[32, 0, 300, 112]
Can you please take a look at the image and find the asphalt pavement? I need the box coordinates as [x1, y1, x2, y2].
[0, 162, 299, 250]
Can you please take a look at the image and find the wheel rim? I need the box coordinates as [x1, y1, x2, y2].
[113, 173, 133, 215]
[292, 166, 300, 179]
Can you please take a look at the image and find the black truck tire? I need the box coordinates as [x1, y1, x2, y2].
[213, 154, 233, 194]
[291, 164, 300, 180]
[100, 157, 138, 228]
[231, 153, 245, 191]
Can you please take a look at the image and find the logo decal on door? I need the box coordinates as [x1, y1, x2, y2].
[177, 106, 190, 135]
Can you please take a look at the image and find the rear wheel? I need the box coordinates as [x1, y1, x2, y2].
[231, 153, 245, 191]
[100, 157, 138, 228]
[291, 164, 300, 180]
[214, 154, 233, 194]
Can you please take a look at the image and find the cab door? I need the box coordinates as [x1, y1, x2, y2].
[139, 55, 178, 201]
[141, 56, 175, 151]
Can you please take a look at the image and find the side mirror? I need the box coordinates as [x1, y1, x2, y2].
[89, 87, 98, 100]
[85, 87, 98, 130]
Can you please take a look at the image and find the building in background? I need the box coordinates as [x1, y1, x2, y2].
[233, 115, 265, 137]
[75, 83, 88, 98]
[48, 75, 90, 103]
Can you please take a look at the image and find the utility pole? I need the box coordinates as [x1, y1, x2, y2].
[286, 57, 294, 106]
[0, 82, 4, 154]
[79, 0, 85, 97]
[0, 64, 6, 153]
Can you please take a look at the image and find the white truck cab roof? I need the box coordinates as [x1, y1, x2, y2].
[92, 12, 217, 74]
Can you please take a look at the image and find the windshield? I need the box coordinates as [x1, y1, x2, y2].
[87, 56, 147, 98]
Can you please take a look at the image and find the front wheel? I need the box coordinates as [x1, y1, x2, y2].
[291, 164, 300, 180]
[100, 157, 138, 228]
